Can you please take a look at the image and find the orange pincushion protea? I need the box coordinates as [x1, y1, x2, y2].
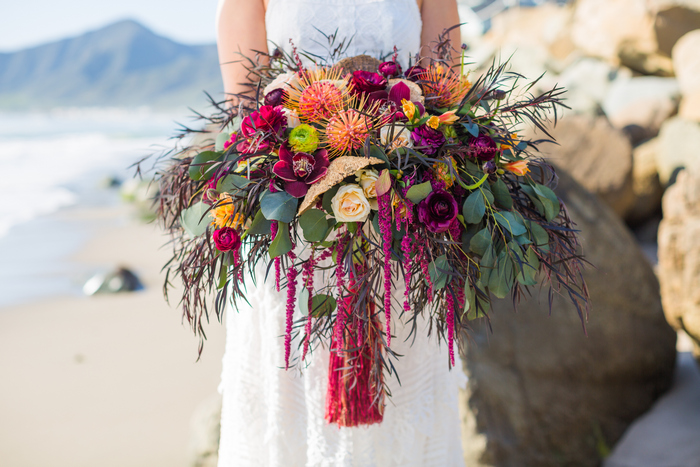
[296, 81, 346, 123]
[421, 64, 471, 108]
[324, 109, 376, 156]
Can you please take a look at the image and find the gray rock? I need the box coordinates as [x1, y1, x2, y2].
[656, 117, 700, 185]
[188, 395, 222, 467]
[461, 169, 677, 467]
[651, 0, 700, 57]
[658, 167, 700, 362]
[82, 266, 143, 295]
[527, 115, 635, 218]
[604, 77, 680, 145]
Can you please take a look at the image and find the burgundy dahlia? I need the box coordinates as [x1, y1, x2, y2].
[378, 61, 402, 78]
[272, 144, 330, 198]
[411, 125, 446, 155]
[417, 189, 459, 234]
[241, 105, 287, 138]
[469, 135, 498, 162]
[213, 227, 241, 252]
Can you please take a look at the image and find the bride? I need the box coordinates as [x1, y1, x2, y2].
[215, 0, 465, 465]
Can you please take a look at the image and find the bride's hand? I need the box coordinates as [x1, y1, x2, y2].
[217, 0, 269, 103]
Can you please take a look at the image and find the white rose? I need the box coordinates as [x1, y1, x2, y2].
[331, 184, 371, 223]
[282, 108, 301, 128]
[263, 72, 299, 95]
[354, 169, 379, 199]
[380, 125, 413, 149]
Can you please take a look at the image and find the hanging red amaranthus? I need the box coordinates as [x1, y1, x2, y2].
[378, 192, 393, 347]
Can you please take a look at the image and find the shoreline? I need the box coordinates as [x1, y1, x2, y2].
[0, 203, 226, 467]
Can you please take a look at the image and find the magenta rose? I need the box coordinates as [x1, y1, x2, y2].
[417, 189, 459, 234]
[405, 65, 426, 82]
[350, 70, 388, 94]
[378, 61, 402, 78]
[272, 144, 330, 198]
[469, 135, 498, 162]
[411, 125, 446, 155]
[241, 105, 287, 138]
[213, 227, 241, 252]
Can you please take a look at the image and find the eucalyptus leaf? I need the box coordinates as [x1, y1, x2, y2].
[461, 122, 479, 137]
[495, 211, 527, 236]
[488, 251, 513, 299]
[369, 144, 390, 167]
[269, 222, 292, 258]
[246, 209, 273, 236]
[218, 174, 253, 193]
[517, 247, 540, 286]
[470, 228, 492, 256]
[427, 255, 452, 290]
[527, 221, 550, 248]
[181, 202, 210, 239]
[533, 184, 560, 221]
[311, 294, 337, 318]
[406, 182, 432, 204]
[299, 209, 331, 242]
[188, 151, 222, 181]
[463, 190, 486, 224]
[491, 178, 513, 210]
[322, 185, 340, 214]
[479, 245, 496, 285]
[299, 288, 311, 316]
[217, 262, 229, 289]
[215, 132, 230, 152]
[260, 191, 298, 223]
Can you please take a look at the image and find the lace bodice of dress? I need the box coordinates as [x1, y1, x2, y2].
[265, 0, 422, 67]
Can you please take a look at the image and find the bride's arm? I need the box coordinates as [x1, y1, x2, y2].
[217, 0, 269, 101]
[419, 0, 461, 61]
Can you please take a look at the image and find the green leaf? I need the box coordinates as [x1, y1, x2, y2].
[479, 245, 497, 285]
[260, 191, 298, 223]
[322, 185, 340, 214]
[527, 221, 550, 248]
[217, 261, 229, 289]
[189, 151, 222, 181]
[517, 247, 540, 286]
[375, 169, 392, 197]
[180, 202, 210, 239]
[427, 255, 452, 290]
[495, 211, 527, 236]
[470, 228, 492, 256]
[463, 190, 486, 224]
[491, 178, 513, 210]
[218, 174, 253, 193]
[299, 287, 310, 315]
[215, 132, 230, 152]
[368, 144, 390, 167]
[533, 184, 560, 222]
[299, 209, 331, 242]
[311, 294, 337, 318]
[488, 251, 513, 299]
[406, 181, 432, 204]
[246, 209, 273, 236]
[461, 122, 479, 137]
[269, 222, 292, 258]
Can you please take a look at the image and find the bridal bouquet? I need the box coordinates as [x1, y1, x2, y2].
[142, 36, 588, 427]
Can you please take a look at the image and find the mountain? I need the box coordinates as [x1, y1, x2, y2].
[0, 20, 223, 110]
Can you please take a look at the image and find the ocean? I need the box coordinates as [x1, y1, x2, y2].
[0, 108, 187, 307]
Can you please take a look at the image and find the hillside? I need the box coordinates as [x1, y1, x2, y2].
[0, 20, 223, 110]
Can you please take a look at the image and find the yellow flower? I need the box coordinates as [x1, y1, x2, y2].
[402, 99, 416, 120]
[503, 160, 530, 176]
[210, 193, 246, 229]
[426, 115, 440, 129]
[500, 133, 519, 151]
[437, 110, 458, 125]
[331, 184, 371, 223]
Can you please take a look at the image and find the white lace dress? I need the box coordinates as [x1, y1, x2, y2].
[216, 1, 466, 465]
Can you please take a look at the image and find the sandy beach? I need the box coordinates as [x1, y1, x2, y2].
[0, 205, 226, 467]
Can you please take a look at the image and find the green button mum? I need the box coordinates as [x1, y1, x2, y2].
[289, 124, 320, 153]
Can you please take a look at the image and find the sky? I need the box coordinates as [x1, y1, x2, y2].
[0, 0, 221, 52]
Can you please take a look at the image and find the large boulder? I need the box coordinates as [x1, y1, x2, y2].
[658, 167, 700, 361]
[627, 138, 665, 224]
[527, 115, 635, 218]
[672, 30, 700, 96]
[460, 169, 677, 467]
[678, 91, 700, 122]
[656, 117, 700, 185]
[603, 76, 680, 145]
[651, 0, 700, 57]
